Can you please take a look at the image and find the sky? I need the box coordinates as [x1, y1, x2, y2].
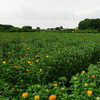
[0, 0, 100, 29]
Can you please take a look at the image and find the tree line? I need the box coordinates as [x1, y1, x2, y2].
[0, 24, 41, 32]
[0, 18, 100, 33]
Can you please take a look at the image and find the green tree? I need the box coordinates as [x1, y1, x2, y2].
[78, 18, 100, 30]
[60, 26, 63, 30]
[23, 26, 32, 30]
[55, 27, 61, 30]
[21, 26, 30, 32]
[36, 27, 41, 31]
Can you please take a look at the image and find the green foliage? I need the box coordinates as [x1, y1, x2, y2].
[22, 26, 32, 30]
[79, 18, 100, 30]
[8, 27, 21, 32]
[0, 32, 100, 99]
[21, 26, 30, 32]
[0, 24, 14, 32]
[64, 29, 73, 33]
[69, 62, 100, 99]
[31, 29, 38, 32]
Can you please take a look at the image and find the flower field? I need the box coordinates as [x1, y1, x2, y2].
[0, 31, 100, 99]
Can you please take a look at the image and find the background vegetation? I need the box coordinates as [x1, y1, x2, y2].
[1, 18, 100, 33]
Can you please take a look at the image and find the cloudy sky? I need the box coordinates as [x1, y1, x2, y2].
[0, 0, 100, 29]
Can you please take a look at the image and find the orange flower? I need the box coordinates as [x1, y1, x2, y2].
[27, 61, 32, 64]
[87, 90, 93, 95]
[12, 88, 15, 90]
[34, 95, 40, 100]
[49, 95, 56, 100]
[91, 76, 95, 78]
[26, 69, 30, 72]
[13, 66, 18, 68]
[22, 93, 28, 98]
[53, 84, 58, 86]
[35, 55, 39, 57]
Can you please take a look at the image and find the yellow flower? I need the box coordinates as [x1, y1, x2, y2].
[53, 60, 58, 62]
[36, 60, 39, 62]
[87, 90, 93, 95]
[53, 84, 58, 86]
[2, 61, 6, 64]
[40, 69, 42, 71]
[22, 93, 28, 98]
[45, 89, 49, 92]
[82, 71, 85, 73]
[34, 95, 40, 100]
[45, 55, 49, 58]
[49, 95, 56, 100]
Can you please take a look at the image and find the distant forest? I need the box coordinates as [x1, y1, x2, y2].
[0, 18, 100, 33]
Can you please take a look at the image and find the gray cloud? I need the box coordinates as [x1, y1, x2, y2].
[17, 5, 78, 20]
[0, 0, 100, 28]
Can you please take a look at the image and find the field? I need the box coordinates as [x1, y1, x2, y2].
[0, 31, 100, 100]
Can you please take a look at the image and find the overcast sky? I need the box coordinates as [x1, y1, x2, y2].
[0, 0, 100, 29]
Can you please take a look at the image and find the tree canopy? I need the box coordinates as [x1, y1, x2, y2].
[78, 18, 100, 30]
